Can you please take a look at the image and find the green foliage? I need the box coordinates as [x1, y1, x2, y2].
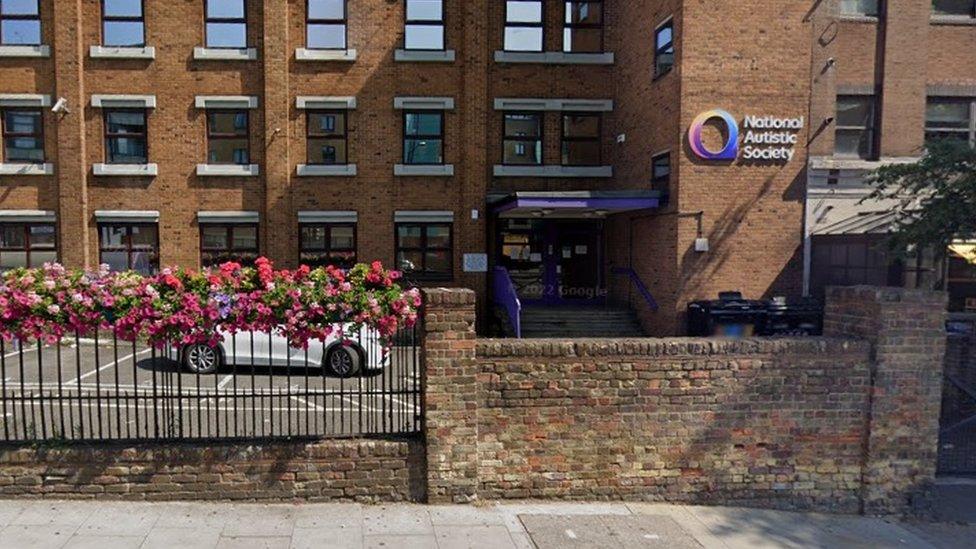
[865, 140, 976, 254]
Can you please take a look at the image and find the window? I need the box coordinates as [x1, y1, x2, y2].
[98, 223, 158, 275]
[300, 223, 356, 269]
[561, 113, 601, 166]
[0, 223, 55, 270]
[104, 110, 148, 164]
[926, 98, 974, 146]
[307, 0, 346, 49]
[654, 19, 674, 77]
[200, 224, 258, 267]
[396, 223, 452, 280]
[651, 152, 671, 193]
[0, 0, 41, 45]
[504, 0, 543, 52]
[1, 109, 43, 163]
[933, 0, 976, 16]
[503, 113, 543, 165]
[810, 235, 902, 299]
[102, 0, 145, 47]
[840, 0, 880, 16]
[835, 95, 876, 159]
[403, 111, 443, 165]
[405, 0, 444, 50]
[563, 1, 603, 53]
[307, 111, 347, 165]
[205, 0, 247, 49]
[207, 110, 249, 165]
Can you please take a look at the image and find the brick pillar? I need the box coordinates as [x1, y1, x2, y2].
[262, 0, 293, 266]
[53, 0, 89, 269]
[421, 288, 479, 504]
[824, 286, 947, 515]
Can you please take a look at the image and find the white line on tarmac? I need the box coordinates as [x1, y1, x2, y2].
[64, 348, 153, 385]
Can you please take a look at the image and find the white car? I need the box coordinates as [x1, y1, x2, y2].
[178, 324, 388, 377]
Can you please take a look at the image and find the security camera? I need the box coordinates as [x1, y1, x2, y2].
[51, 97, 69, 114]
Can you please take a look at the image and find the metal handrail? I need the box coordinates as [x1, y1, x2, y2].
[610, 266, 659, 312]
[492, 266, 522, 338]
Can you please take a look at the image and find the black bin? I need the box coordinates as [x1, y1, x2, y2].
[687, 292, 768, 337]
[762, 297, 823, 336]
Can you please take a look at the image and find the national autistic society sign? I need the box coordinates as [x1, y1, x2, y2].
[688, 109, 804, 163]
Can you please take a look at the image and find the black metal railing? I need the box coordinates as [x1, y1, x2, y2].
[0, 325, 422, 443]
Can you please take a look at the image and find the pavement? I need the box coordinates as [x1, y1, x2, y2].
[0, 495, 973, 549]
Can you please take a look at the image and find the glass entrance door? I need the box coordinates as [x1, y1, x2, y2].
[497, 219, 605, 305]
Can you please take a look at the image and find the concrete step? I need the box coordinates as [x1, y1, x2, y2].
[520, 307, 645, 338]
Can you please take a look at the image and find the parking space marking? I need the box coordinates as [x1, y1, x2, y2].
[64, 348, 153, 385]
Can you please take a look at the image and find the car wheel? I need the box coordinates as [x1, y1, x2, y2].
[183, 344, 221, 374]
[327, 345, 362, 378]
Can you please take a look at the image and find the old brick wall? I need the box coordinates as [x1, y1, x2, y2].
[475, 338, 871, 511]
[824, 286, 947, 515]
[423, 287, 947, 515]
[0, 438, 424, 502]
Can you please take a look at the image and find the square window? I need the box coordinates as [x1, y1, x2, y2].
[307, 111, 348, 165]
[503, 113, 543, 165]
[396, 222, 452, 280]
[102, 0, 145, 47]
[207, 110, 249, 165]
[2, 109, 44, 163]
[104, 110, 148, 164]
[300, 223, 356, 269]
[405, 0, 445, 50]
[307, 0, 347, 49]
[563, 1, 603, 53]
[505, 0, 543, 52]
[404, 112, 444, 165]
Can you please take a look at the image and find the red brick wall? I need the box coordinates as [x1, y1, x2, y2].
[424, 287, 947, 515]
[0, 439, 424, 502]
[476, 338, 871, 511]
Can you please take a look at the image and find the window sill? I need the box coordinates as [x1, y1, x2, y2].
[0, 45, 50, 58]
[493, 51, 614, 65]
[394, 164, 455, 177]
[493, 165, 613, 178]
[295, 48, 357, 62]
[196, 164, 260, 177]
[297, 164, 358, 177]
[0, 163, 54, 176]
[394, 49, 456, 63]
[193, 47, 258, 61]
[931, 15, 976, 26]
[89, 46, 156, 59]
[93, 163, 158, 177]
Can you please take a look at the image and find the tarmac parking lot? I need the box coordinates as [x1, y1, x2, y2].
[0, 337, 421, 442]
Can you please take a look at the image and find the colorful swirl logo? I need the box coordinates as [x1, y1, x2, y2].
[688, 109, 739, 161]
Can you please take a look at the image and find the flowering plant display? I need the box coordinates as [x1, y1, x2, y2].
[0, 258, 421, 348]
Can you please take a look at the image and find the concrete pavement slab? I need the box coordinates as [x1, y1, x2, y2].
[902, 521, 976, 549]
[361, 504, 433, 536]
[600, 514, 704, 548]
[62, 534, 145, 548]
[363, 534, 438, 548]
[140, 526, 222, 549]
[291, 525, 364, 549]
[427, 504, 507, 526]
[76, 505, 161, 537]
[0, 499, 32, 526]
[0, 523, 75, 549]
[219, 505, 296, 537]
[433, 524, 518, 549]
[11, 501, 97, 527]
[518, 514, 618, 549]
[215, 535, 291, 549]
[293, 502, 363, 530]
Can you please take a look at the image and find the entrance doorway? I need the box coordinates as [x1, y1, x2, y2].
[497, 219, 605, 305]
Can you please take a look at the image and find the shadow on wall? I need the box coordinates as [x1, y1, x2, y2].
[678, 164, 806, 311]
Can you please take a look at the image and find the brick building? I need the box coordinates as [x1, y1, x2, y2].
[0, 0, 968, 335]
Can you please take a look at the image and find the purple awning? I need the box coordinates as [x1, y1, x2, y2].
[491, 191, 661, 218]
